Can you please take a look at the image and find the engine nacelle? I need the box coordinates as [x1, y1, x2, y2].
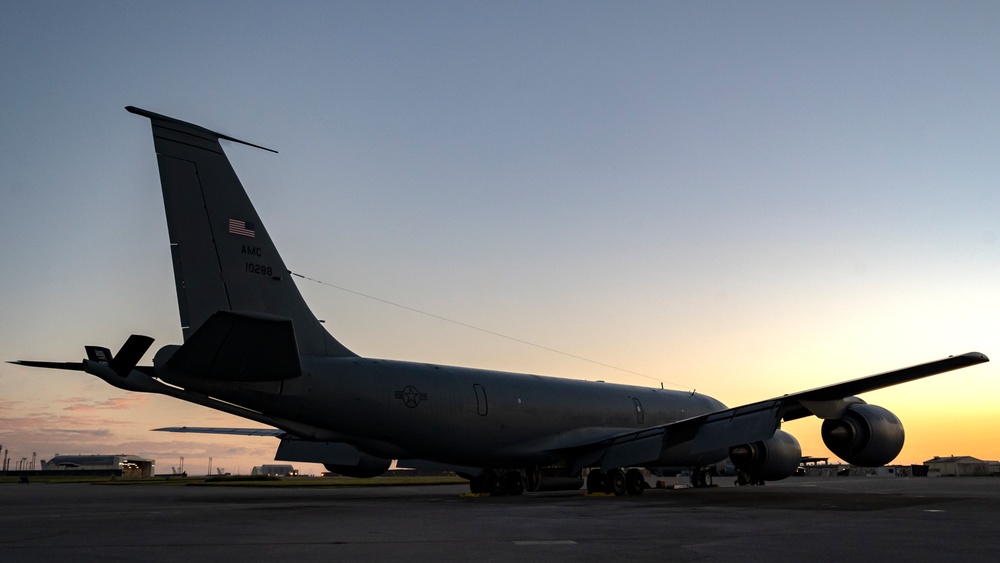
[729, 429, 801, 481]
[324, 454, 392, 478]
[821, 404, 904, 467]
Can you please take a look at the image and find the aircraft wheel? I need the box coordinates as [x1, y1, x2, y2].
[586, 469, 604, 494]
[691, 468, 712, 488]
[625, 468, 645, 496]
[486, 472, 506, 496]
[605, 468, 627, 496]
[503, 471, 525, 496]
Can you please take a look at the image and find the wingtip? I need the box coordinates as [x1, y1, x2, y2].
[953, 352, 989, 364]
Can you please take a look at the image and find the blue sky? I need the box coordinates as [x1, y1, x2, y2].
[2, 1, 998, 474]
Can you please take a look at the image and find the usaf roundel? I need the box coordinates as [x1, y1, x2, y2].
[395, 385, 428, 408]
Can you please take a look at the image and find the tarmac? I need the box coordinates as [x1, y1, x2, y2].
[1, 476, 998, 562]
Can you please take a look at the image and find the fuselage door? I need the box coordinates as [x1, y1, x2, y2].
[633, 397, 644, 425]
[474, 384, 488, 416]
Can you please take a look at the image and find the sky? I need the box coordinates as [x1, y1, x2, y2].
[1, 1, 998, 476]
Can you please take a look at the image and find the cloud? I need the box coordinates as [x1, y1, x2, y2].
[0, 393, 314, 475]
[0, 397, 23, 410]
[0, 410, 134, 459]
[39, 428, 111, 437]
[223, 446, 263, 456]
[59, 395, 148, 412]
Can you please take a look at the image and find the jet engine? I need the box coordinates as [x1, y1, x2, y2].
[729, 429, 801, 481]
[324, 454, 392, 478]
[821, 404, 904, 467]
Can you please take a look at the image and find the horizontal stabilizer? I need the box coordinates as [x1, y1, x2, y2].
[166, 310, 302, 381]
[8, 360, 84, 371]
[11, 336, 154, 376]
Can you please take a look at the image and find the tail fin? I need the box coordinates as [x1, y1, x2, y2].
[127, 106, 355, 357]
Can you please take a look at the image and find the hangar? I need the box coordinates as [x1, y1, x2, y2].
[40, 454, 154, 477]
[924, 456, 1000, 477]
[251, 464, 298, 476]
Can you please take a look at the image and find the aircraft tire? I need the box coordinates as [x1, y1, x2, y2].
[625, 468, 645, 496]
[503, 471, 525, 496]
[606, 468, 627, 496]
[486, 472, 505, 496]
[692, 468, 712, 488]
[586, 469, 604, 494]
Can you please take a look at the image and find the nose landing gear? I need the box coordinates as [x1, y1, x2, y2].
[690, 466, 714, 488]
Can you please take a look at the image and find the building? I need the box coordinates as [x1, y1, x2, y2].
[798, 463, 913, 478]
[40, 454, 155, 477]
[924, 456, 1000, 477]
[251, 464, 298, 476]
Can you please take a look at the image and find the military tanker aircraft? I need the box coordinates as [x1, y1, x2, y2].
[14, 107, 988, 495]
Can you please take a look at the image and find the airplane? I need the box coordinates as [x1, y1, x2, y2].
[13, 107, 989, 495]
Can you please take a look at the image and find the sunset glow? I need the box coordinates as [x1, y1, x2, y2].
[2, 2, 997, 475]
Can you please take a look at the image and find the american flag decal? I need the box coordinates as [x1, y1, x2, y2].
[228, 218, 256, 237]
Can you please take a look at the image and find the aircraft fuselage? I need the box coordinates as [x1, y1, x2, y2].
[159, 356, 728, 469]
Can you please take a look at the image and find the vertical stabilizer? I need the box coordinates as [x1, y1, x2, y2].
[127, 106, 355, 357]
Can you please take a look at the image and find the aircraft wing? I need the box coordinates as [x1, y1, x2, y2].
[154, 427, 287, 437]
[582, 352, 988, 472]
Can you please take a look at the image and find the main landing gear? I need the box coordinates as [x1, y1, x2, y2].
[467, 469, 526, 496]
[586, 468, 647, 496]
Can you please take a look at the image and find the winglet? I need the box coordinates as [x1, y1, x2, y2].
[125, 106, 277, 153]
